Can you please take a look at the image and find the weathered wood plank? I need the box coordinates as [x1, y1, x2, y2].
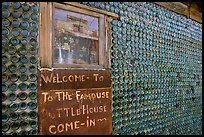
[61, 2, 118, 19]
[39, 2, 52, 68]
[189, 4, 202, 23]
[154, 2, 202, 24]
[38, 69, 112, 135]
[154, 2, 189, 17]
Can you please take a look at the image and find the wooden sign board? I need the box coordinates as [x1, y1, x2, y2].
[39, 70, 112, 90]
[38, 69, 112, 135]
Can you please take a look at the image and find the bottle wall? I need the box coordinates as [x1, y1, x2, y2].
[2, 2, 38, 135]
[81, 2, 202, 135]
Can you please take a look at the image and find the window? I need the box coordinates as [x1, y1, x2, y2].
[39, 2, 117, 69]
[53, 9, 99, 66]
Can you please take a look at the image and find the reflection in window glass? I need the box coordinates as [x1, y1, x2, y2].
[53, 8, 99, 66]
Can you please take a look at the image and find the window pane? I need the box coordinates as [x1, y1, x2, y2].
[53, 8, 99, 66]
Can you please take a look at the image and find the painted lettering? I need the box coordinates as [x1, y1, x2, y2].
[68, 75, 74, 82]
[99, 76, 104, 81]
[71, 107, 76, 117]
[89, 107, 93, 113]
[75, 91, 110, 102]
[42, 92, 54, 103]
[106, 92, 109, 99]
[75, 121, 80, 129]
[47, 95, 53, 101]
[86, 116, 96, 127]
[41, 74, 53, 83]
[93, 106, 98, 113]
[42, 92, 49, 103]
[76, 90, 81, 101]
[55, 92, 63, 101]
[42, 74, 90, 83]
[93, 74, 99, 81]
[62, 76, 67, 82]
[74, 75, 82, 82]
[96, 93, 101, 98]
[93, 74, 104, 82]
[91, 93, 96, 101]
[65, 122, 73, 131]
[104, 106, 107, 112]
[56, 108, 62, 118]
[48, 121, 81, 134]
[41, 73, 106, 84]
[102, 92, 106, 98]
[84, 93, 91, 100]
[55, 92, 72, 101]
[57, 124, 64, 133]
[81, 75, 85, 82]
[76, 108, 81, 116]
[64, 107, 70, 117]
[53, 76, 57, 83]
[82, 105, 89, 115]
[56, 73, 62, 83]
[57, 105, 107, 117]
[63, 92, 72, 100]
[99, 106, 104, 112]
[49, 125, 56, 134]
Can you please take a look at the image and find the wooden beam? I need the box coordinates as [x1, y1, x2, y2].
[39, 2, 53, 68]
[154, 2, 202, 24]
[60, 2, 118, 19]
[154, 2, 189, 17]
[189, 4, 202, 23]
[182, 2, 191, 7]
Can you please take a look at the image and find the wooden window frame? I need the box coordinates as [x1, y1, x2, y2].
[39, 2, 117, 70]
